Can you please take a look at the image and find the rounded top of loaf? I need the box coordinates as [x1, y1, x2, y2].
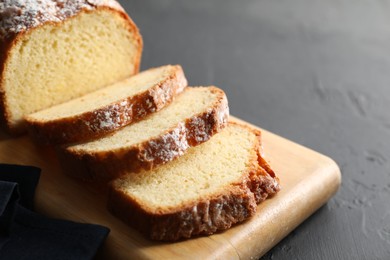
[0, 0, 124, 40]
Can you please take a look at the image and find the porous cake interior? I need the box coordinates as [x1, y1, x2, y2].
[69, 87, 219, 152]
[113, 124, 258, 210]
[3, 10, 141, 129]
[27, 65, 177, 120]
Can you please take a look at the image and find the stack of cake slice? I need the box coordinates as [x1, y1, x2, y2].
[0, 0, 280, 241]
[25, 64, 280, 241]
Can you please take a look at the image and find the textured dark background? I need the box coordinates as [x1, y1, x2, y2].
[119, 1, 390, 259]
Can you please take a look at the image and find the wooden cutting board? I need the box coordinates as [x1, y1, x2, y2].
[0, 117, 341, 259]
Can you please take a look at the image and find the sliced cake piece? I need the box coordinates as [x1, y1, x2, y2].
[0, 0, 142, 134]
[58, 86, 229, 182]
[108, 122, 280, 241]
[25, 65, 187, 144]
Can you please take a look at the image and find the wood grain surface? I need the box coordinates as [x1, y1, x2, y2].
[0, 117, 340, 259]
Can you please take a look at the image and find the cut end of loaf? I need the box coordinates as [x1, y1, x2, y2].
[26, 65, 186, 122]
[24, 64, 187, 144]
[1, 6, 142, 134]
[108, 123, 280, 241]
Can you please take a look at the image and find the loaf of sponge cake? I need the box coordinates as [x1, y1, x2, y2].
[0, 0, 142, 134]
[0, 1, 281, 243]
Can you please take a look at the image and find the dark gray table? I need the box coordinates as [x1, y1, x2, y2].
[119, 1, 390, 259]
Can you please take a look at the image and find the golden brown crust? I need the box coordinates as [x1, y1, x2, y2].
[0, 1, 143, 134]
[107, 122, 280, 241]
[0, 33, 17, 134]
[108, 186, 257, 241]
[58, 87, 229, 182]
[229, 122, 280, 203]
[25, 65, 186, 145]
[0, 0, 126, 41]
[113, 6, 142, 75]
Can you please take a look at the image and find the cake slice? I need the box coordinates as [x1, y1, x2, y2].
[58, 86, 229, 182]
[25, 65, 187, 144]
[0, 0, 142, 134]
[108, 122, 280, 241]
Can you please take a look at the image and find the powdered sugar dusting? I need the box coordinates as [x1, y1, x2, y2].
[0, 0, 123, 40]
[140, 122, 190, 163]
[87, 102, 131, 131]
[187, 95, 229, 144]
